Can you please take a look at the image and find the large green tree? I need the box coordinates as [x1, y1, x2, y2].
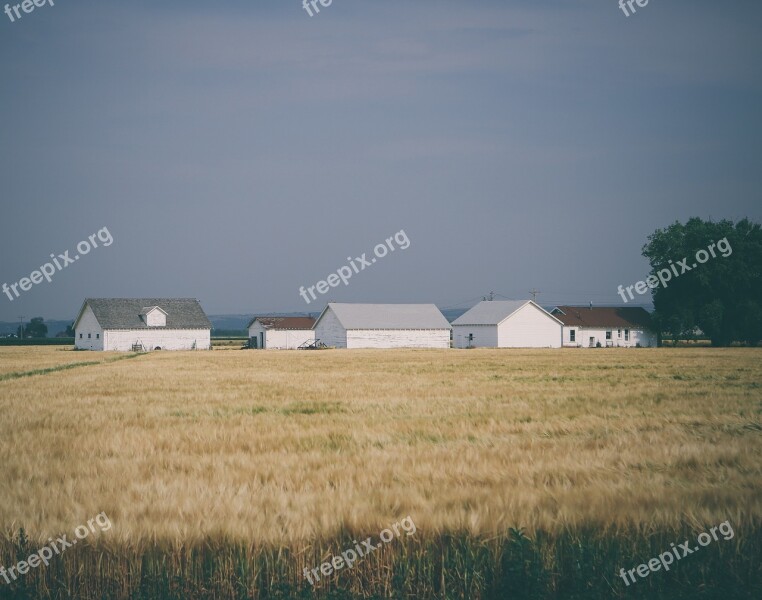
[642, 218, 762, 346]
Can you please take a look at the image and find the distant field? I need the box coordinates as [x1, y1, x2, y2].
[0, 347, 760, 599]
[0, 337, 74, 347]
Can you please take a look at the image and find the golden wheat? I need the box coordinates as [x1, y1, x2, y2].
[0, 347, 759, 551]
[0, 346, 103, 376]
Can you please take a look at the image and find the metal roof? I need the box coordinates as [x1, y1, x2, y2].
[76, 298, 212, 330]
[321, 303, 451, 330]
[452, 300, 561, 326]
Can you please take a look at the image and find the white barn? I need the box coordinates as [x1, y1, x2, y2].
[246, 316, 315, 349]
[452, 300, 563, 348]
[313, 303, 451, 349]
[74, 298, 212, 351]
[550, 305, 657, 348]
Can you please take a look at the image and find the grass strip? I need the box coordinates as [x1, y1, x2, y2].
[0, 353, 143, 382]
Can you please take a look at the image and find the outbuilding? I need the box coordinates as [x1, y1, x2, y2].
[313, 303, 451, 349]
[550, 305, 657, 348]
[452, 300, 563, 348]
[246, 316, 316, 349]
[74, 298, 212, 351]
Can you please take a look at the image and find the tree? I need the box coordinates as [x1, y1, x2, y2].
[18, 317, 48, 339]
[642, 218, 762, 346]
[55, 324, 75, 338]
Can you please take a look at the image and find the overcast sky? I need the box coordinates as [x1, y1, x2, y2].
[1, 0, 760, 320]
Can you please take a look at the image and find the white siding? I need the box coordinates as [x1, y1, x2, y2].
[104, 329, 211, 351]
[346, 329, 450, 349]
[497, 303, 562, 348]
[453, 303, 562, 348]
[315, 304, 451, 349]
[144, 309, 166, 327]
[75, 305, 104, 350]
[452, 325, 497, 348]
[314, 307, 347, 348]
[563, 327, 657, 348]
[248, 322, 266, 349]
[247, 323, 315, 350]
[266, 329, 314, 349]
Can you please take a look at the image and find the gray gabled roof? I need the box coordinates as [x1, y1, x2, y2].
[452, 300, 563, 326]
[75, 298, 211, 330]
[318, 303, 451, 330]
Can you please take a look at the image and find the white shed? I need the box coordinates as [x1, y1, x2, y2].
[550, 305, 657, 348]
[74, 298, 212, 351]
[246, 316, 315, 349]
[313, 303, 451, 349]
[452, 300, 563, 348]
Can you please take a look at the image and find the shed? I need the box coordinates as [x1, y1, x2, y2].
[246, 316, 316, 349]
[313, 303, 451, 349]
[452, 300, 563, 348]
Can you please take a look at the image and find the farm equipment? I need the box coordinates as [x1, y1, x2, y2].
[298, 340, 329, 350]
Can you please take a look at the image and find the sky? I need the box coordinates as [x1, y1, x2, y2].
[1, 0, 760, 320]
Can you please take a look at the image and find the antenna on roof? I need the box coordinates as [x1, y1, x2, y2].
[529, 289, 540, 302]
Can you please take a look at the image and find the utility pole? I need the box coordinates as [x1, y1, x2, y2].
[529, 289, 540, 302]
[18, 315, 25, 340]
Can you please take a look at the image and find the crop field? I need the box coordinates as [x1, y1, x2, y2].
[0, 347, 760, 599]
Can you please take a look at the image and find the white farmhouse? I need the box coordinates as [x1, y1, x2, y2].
[313, 303, 451, 349]
[74, 298, 212, 351]
[246, 316, 315, 349]
[452, 300, 563, 348]
[550, 305, 657, 348]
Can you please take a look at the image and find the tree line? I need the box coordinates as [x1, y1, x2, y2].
[643, 217, 762, 346]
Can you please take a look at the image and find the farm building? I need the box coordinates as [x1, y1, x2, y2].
[451, 300, 563, 348]
[313, 303, 451, 349]
[550, 305, 657, 348]
[246, 316, 315, 349]
[74, 298, 212, 351]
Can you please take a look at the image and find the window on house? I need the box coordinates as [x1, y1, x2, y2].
[88, 333, 91, 339]
[79, 333, 82, 339]
[96, 334, 100, 339]
[606, 331, 612, 340]
[618, 329, 622, 338]
[625, 329, 630, 341]
[570, 330, 576, 342]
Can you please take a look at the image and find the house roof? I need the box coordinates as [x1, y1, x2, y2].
[551, 306, 653, 329]
[317, 303, 451, 330]
[451, 300, 563, 326]
[247, 316, 315, 330]
[75, 298, 211, 330]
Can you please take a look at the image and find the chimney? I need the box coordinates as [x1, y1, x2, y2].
[589, 301, 593, 310]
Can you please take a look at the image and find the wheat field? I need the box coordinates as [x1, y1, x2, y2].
[0, 347, 760, 598]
